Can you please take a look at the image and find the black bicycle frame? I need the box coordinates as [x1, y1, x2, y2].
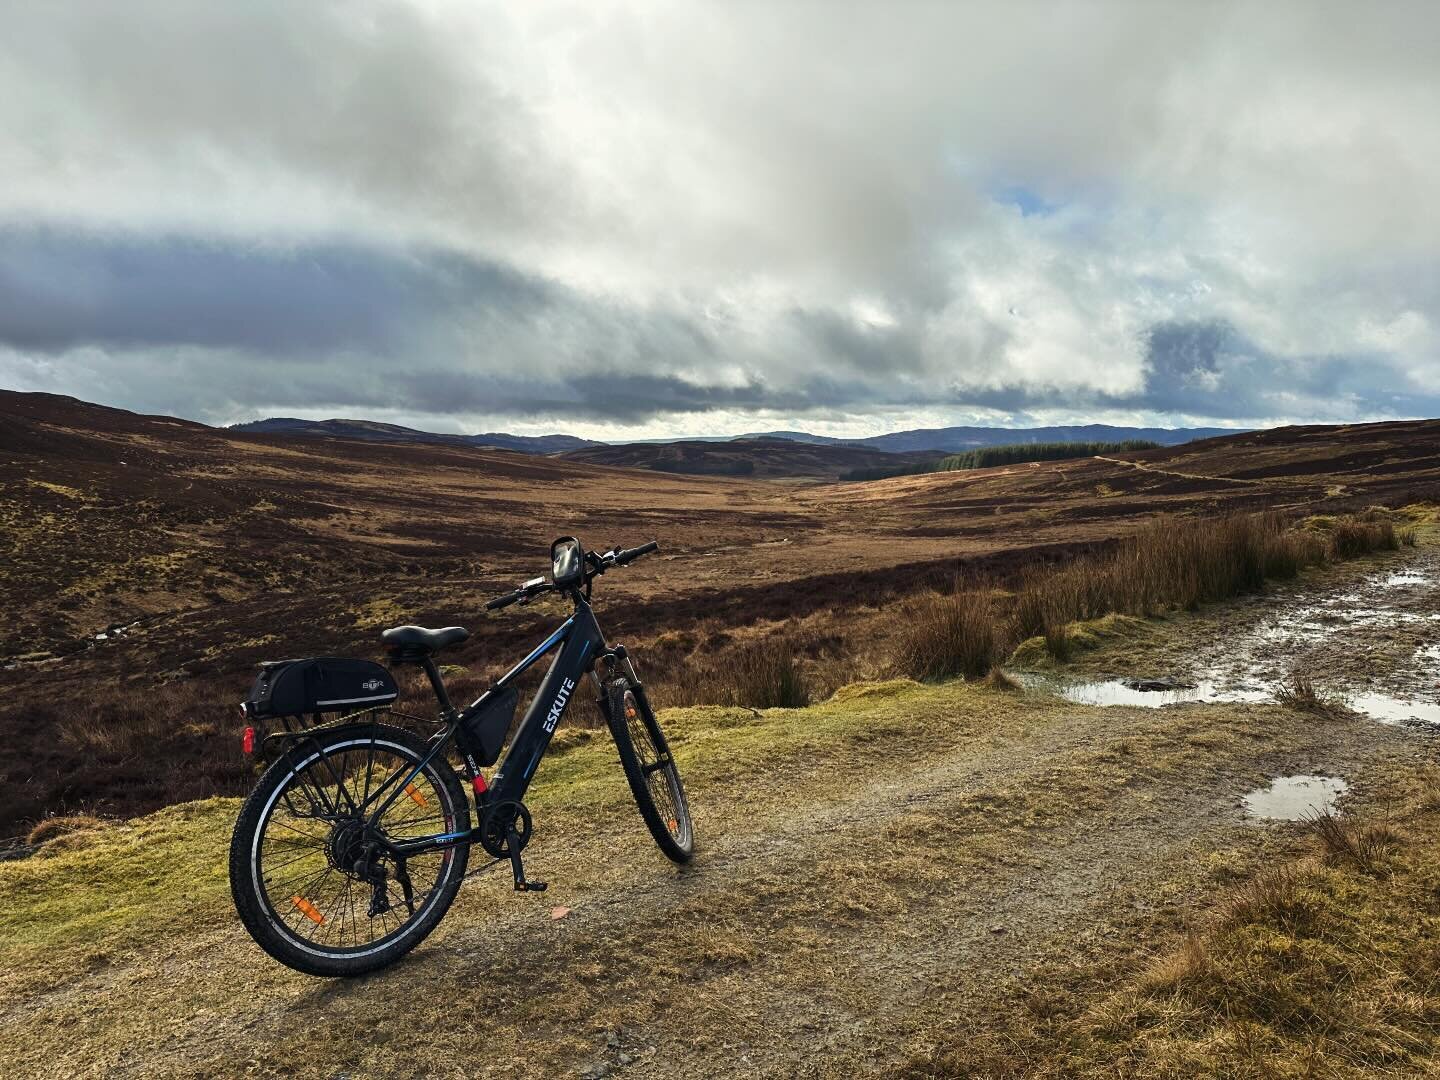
[362, 595, 611, 858]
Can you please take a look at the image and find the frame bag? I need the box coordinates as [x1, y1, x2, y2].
[243, 657, 399, 720]
[456, 686, 519, 766]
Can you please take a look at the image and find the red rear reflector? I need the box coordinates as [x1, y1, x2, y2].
[472, 774, 489, 795]
[241, 727, 255, 755]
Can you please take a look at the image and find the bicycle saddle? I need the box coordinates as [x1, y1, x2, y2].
[380, 625, 470, 655]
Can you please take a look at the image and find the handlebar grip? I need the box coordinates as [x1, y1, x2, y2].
[485, 591, 522, 611]
[616, 540, 659, 565]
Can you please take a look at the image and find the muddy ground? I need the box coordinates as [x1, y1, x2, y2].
[1, 542, 1435, 1077]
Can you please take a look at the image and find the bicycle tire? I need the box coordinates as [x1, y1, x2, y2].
[229, 721, 470, 977]
[604, 679, 694, 863]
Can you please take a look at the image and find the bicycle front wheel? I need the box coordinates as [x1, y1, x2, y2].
[605, 679, 694, 863]
[229, 721, 470, 977]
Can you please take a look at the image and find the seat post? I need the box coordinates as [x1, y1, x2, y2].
[418, 656, 457, 717]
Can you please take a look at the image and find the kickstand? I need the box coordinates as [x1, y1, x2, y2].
[507, 828, 547, 892]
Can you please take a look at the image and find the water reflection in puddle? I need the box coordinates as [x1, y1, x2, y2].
[1022, 673, 1440, 727]
[1243, 775, 1348, 821]
[1017, 553, 1440, 725]
[1019, 675, 1268, 708]
[1382, 569, 1432, 588]
[1345, 693, 1440, 726]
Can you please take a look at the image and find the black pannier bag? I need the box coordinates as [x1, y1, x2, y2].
[456, 686, 519, 766]
[243, 657, 399, 720]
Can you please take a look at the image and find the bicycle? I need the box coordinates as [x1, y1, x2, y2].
[228, 537, 693, 977]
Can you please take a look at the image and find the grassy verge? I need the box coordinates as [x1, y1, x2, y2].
[898, 769, 1440, 1078]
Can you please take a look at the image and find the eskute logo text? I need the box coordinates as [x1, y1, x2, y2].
[544, 677, 576, 732]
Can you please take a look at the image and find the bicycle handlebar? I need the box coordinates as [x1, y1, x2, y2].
[613, 540, 659, 566]
[485, 541, 659, 611]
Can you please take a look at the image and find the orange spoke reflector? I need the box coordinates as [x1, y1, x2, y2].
[626, 707, 638, 719]
[405, 783, 428, 808]
[668, 819, 678, 831]
[291, 896, 326, 925]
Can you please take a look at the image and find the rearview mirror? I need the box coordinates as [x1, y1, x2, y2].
[551, 536, 584, 589]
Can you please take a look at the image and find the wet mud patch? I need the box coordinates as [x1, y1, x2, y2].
[1019, 543, 1440, 727]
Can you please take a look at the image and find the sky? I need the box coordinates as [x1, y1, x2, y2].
[1, 0, 1438, 439]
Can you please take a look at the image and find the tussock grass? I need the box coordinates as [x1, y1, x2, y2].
[896, 510, 1398, 679]
[1306, 808, 1401, 874]
[25, 814, 107, 847]
[1013, 513, 1329, 650]
[1135, 933, 1209, 994]
[892, 589, 998, 681]
[1331, 517, 1398, 558]
[1274, 672, 1350, 719]
[673, 639, 812, 709]
[980, 666, 1020, 692]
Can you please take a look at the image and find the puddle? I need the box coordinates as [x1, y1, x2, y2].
[1346, 693, 1440, 726]
[1018, 674, 1268, 709]
[1018, 551, 1440, 725]
[1382, 569, 1432, 587]
[1243, 775, 1348, 821]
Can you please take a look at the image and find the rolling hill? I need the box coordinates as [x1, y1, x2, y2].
[560, 437, 942, 479]
[228, 417, 600, 453]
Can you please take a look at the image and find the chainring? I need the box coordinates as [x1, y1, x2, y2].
[478, 800, 533, 859]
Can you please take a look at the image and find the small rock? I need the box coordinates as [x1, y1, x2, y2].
[1124, 676, 1197, 692]
[990, 925, 1007, 934]
[551, 906, 572, 921]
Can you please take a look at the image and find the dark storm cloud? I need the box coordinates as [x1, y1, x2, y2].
[0, 229, 552, 354]
[1136, 319, 1401, 419]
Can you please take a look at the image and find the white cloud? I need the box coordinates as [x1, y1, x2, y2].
[0, 0, 1438, 434]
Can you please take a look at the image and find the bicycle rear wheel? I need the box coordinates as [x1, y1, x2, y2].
[605, 679, 694, 863]
[229, 721, 469, 977]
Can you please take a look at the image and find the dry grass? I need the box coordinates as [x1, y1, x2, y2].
[893, 589, 998, 681]
[1013, 512, 1334, 653]
[895, 511, 1398, 675]
[1306, 807, 1402, 874]
[1135, 933, 1209, 993]
[671, 638, 812, 709]
[1273, 672, 1350, 719]
[901, 791, 1440, 1079]
[1330, 517, 1398, 558]
[25, 814, 107, 847]
[980, 666, 1021, 692]
[1213, 861, 1321, 932]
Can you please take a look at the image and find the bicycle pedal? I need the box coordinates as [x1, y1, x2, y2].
[515, 879, 548, 893]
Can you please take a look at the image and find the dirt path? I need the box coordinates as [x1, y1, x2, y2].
[2, 547, 1437, 1078]
[1094, 454, 1265, 486]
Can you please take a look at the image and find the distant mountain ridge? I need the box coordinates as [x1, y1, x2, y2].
[228, 417, 600, 454]
[740, 424, 1238, 453]
[230, 416, 1238, 456]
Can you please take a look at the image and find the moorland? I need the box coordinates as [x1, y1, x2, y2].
[2, 389, 1438, 835]
[5, 390, 1440, 1076]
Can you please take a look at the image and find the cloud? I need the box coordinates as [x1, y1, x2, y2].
[0, 1, 1438, 434]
